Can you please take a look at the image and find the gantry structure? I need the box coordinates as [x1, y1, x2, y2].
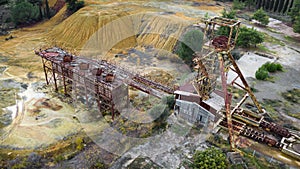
[192, 17, 299, 158]
[35, 48, 174, 119]
[193, 16, 266, 151]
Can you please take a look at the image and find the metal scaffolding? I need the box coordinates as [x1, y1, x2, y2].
[36, 47, 174, 120]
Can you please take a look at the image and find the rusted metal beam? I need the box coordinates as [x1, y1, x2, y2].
[226, 52, 264, 114]
[42, 58, 49, 85]
[219, 54, 236, 151]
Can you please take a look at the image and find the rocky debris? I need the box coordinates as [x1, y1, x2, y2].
[109, 115, 212, 168]
[0, 29, 9, 36]
[54, 143, 116, 169]
[5, 35, 14, 41]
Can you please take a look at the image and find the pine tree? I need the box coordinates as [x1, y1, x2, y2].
[252, 8, 269, 26]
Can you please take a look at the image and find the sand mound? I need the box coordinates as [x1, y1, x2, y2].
[47, 2, 192, 56]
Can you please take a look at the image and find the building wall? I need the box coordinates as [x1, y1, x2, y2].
[175, 99, 215, 126]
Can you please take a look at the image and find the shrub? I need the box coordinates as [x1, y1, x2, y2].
[216, 10, 237, 37]
[176, 30, 204, 66]
[233, 0, 245, 10]
[275, 63, 283, 71]
[11, 0, 39, 25]
[66, 0, 84, 13]
[192, 147, 228, 169]
[255, 62, 283, 80]
[255, 68, 269, 80]
[252, 8, 269, 26]
[75, 137, 84, 151]
[162, 95, 175, 109]
[262, 62, 283, 72]
[236, 27, 264, 47]
[265, 62, 277, 72]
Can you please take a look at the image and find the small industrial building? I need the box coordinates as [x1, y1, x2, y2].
[174, 83, 224, 128]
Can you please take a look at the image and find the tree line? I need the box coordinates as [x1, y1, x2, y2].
[232, 0, 300, 33]
[6, 0, 84, 26]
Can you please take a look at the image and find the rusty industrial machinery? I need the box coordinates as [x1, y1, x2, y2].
[35, 47, 174, 120]
[193, 17, 298, 154]
[193, 16, 268, 151]
[36, 16, 299, 159]
[192, 17, 243, 151]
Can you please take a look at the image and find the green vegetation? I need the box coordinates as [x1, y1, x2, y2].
[11, 0, 39, 25]
[162, 95, 175, 109]
[252, 8, 269, 26]
[288, 0, 300, 33]
[255, 68, 269, 80]
[11, 158, 28, 169]
[244, 0, 254, 10]
[66, 0, 84, 14]
[262, 96, 300, 121]
[0, 87, 18, 128]
[231, 0, 254, 10]
[257, 44, 276, 54]
[92, 162, 107, 169]
[216, 10, 237, 37]
[149, 103, 170, 124]
[240, 148, 283, 169]
[262, 99, 281, 121]
[216, 10, 264, 48]
[75, 137, 84, 151]
[191, 147, 228, 169]
[292, 16, 300, 33]
[237, 27, 264, 48]
[28, 0, 49, 19]
[54, 155, 65, 163]
[282, 89, 300, 104]
[233, 0, 245, 10]
[204, 12, 209, 20]
[207, 133, 231, 150]
[255, 62, 283, 80]
[221, 9, 236, 19]
[9, 0, 54, 25]
[176, 30, 204, 66]
[289, 0, 300, 23]
[263, 33, 285, 46]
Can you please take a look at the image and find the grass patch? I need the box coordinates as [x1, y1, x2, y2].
[257, 44, 276, 54]
[170, 122, 190, 136]
[263, 33, 285, 46]
[286, 112, 300, 120]
[265, 76, 276, 83]
[282, 89, 300, 104]
[284, 35, 300, 43]
[266, 27, 282, 34]
[261, 99, 281, 121]
[281, 89, 300, 120]
[206, 131, 231, 151]
[0, 86, 19, 128]
[262, 98, 300, 121]
[240, 148, 283, 169]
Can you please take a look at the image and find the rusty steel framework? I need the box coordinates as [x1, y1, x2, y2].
[36, 47, 174, 120]
[193, 16, 267, 151]
[193, 17, 298, 155]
